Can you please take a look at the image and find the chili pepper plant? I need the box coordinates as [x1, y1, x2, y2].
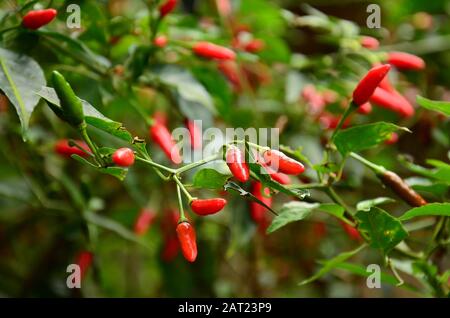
[0, 0, 449, 298]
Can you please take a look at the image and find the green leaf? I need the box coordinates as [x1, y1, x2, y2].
[71, 154, 99, 169]
[38, 30, 111, 73]
[298, 245, 366, 285]
[97, 147, 116, 157]
[355, 207, 408, 253]
[193, 168, 231, 189]
[0, 48, 46, 138]
[412, 260, 446, 297]
[191, 66, 232, 120]
[267, 202, 346, 233]
[249, 163, 309, 200]
[71, 155, 128, 181]
[149, 65, 216, 125]
[99, 166, 128, 181]
[84, 211, 150, 248]
[224, 181, 278, 216]
[406, 177, 449, 198]
[318, 203, 346, 220]
[334, 122, 409, 155]
[399, 157, 450, 184]
[86, 116, 133, 142]
[356, 197, 395, 211]
[399, 203, 450, 221]
[333, 262, 418, 292]
[267, 202, 319, 233]
[426, 159, 450, 181]
[36, 87, 133, 142]
[0, 178, 33, 203]
[416, 96, 450, 116]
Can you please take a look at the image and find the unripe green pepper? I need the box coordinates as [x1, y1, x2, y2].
[51, 71, 84, 127]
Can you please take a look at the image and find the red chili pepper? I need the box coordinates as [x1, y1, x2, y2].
[226, 145, 249, 182]
[153, 111, 168, 126]
[244, 39, 265, 53]
[193, 42, 236, 60]
[313, 222, 327, 239]
[250, 182, 272, 223]
[216, 0, 232, 17]
[357, 102, 373, 115]
[154, 35, 168, 48]
[22, 9, 57, 30]
[0, 95, 9, 113]
[387, 52, 425, 70]
[160, 210, 180, 262]
[269, 171, 291, 185]
[185, 119, 202, 150]
[160, 209, 179, 232]
[54, 139, 90, 158]
[257, 154, 291, 185]
[176, 221, 197, 262]
[318, 112, 352, 130]
[263, 149, 305, 175]
[378, 71, 395, 92]
[340, 222, 361, 241]
[134, 208, 156, 236]
[190, 198, 227, 215]
[161, 235, 179, 262]
[159, 0, 178, 18]
[75, 251, 93, 280]
[149, 118, 182, 164]
[360, 36, 379, 49]
[322, 90, 338, 104]
[385, 132, 399, 145]
[379, 170, 427, 207]
[352, 64, 391, 106]
[112, 147, 135, 167]
[302, 84, 325, 114]
[218, 61, 242, 90]
[369, 87, 415, 118]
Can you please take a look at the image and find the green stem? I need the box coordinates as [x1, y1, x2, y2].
[349, 152, 386, 174]
[388, 258, 404, 287]
[79, 123, 103, 166]
[130, 98, 153, 126]
[325, 186, 355, 220]
[330, 101, 357, 141]
[42, 36, 107, 76]
[426, 216, 448, 259]
[0, 25, 20, 37]
[234, 140, 269, 152]
[286, 182, 327, 190]
[394, 243, 423, 260]
[175, 153, 221, 175]
[135, 156, 175, 174]
[173, 175, 194, 202]
[176, 184, 187, 222]
[69, 139, 94, 157]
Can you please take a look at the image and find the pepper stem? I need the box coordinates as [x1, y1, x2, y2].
[173, 175, 194, 202]
[176, 184, 187, 223]
[175, 153, 221, 175]
[331, 101, 358, 141]
[349, 152, 386, 174]
[79, 123, 104, 166]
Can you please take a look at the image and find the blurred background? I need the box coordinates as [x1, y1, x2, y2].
[0, 0, 449, 297]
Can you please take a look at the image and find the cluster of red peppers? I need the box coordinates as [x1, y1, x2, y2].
[301, 37, 425, 131]
[43, 0, 430, 266]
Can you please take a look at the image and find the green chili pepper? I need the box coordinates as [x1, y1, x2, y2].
[51, 71, 84, 127]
